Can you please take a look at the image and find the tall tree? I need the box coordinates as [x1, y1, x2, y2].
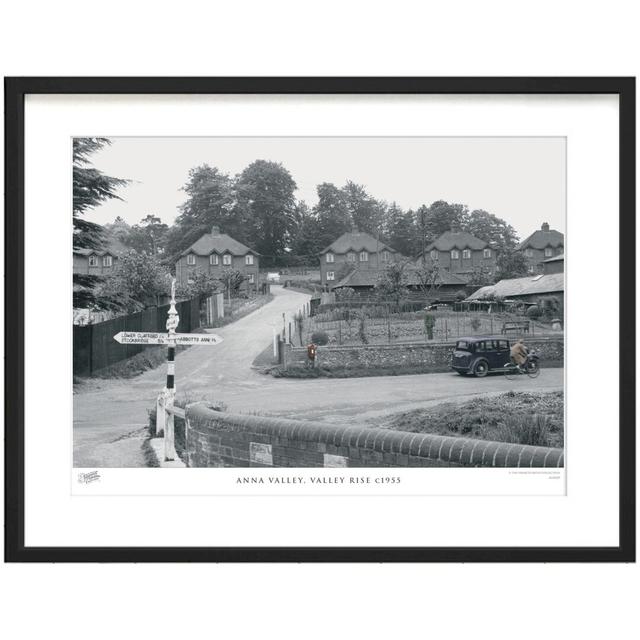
[106, 216, 132, 244]
[289, 201, 323, 262]
[73, 138, 128, 250]
[466, 209, 519, 251]
[384, 202, 416, 256]
[421, 200, 470, 243]
[166, 164, 237, 261]
[235, 160, 297, 265]
[314, 182, 352, 249]
[343, 181, 385, 234]
[72, 137, 128, 308]
[127, 214, 169, 255]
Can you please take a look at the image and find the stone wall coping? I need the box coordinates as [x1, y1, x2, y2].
[186, 405, 564, 468]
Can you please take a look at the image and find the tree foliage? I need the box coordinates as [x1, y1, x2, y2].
[466, 209, 518, 251]
[496, 250, 529, 280]
[375, 261, 409, 308]
[176, 268, 221, 300]
[414, 262, 443, 296]
[95, 250, 170, 313]
[73, 138, 128, 242]
[384, 202, 416, 256]
[314, 182, 352, 249]
[218, 268, 246, 296]
[235, 160, 297, 263]
[72, 138, 129, 308]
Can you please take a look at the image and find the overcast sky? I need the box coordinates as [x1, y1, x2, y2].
[82, 137, 566, 240]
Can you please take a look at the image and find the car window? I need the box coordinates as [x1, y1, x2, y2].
[475, 341, 485, 352]
[456, 341, 470, 351]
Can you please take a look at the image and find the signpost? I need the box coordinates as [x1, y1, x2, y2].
[112, 278, 223, 462]
[114, 332, 223, 346]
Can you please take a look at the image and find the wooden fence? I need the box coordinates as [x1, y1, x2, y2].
[73, 297, 201, 376]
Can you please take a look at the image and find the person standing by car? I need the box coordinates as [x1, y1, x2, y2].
[510, 338, 529, 372]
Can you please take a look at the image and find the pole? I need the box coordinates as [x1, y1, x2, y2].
[164, 278, 179, 462]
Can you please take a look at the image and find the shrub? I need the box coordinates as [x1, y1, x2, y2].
[311, 330, 329, 346]
[335, 286, 356, 301]
[526, 305, 542, 318]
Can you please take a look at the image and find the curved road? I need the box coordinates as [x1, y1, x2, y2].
[73, 286, 564, 466]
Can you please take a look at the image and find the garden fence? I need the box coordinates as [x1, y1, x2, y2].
[73, 296, 201, 376]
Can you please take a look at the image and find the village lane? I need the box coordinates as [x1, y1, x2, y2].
[74, 285, 564, 466]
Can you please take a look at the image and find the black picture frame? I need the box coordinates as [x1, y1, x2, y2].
[4, 76, 635, 563]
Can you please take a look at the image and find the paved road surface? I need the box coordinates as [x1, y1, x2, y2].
[74, 286, 564, 466]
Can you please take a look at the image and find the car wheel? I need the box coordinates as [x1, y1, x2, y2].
[473, 359, 489, 378]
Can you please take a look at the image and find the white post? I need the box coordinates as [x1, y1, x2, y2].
[273, 328, 277, 358]
[156, 393, 166, 437]
[164, 278, 179, 462]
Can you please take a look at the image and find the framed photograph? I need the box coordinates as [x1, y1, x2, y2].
[5, 77, 635, 562]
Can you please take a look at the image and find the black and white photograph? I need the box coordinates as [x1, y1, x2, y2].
[73, 136, 566, 474]
[6, 76, 633, 564]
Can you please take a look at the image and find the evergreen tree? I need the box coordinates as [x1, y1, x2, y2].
[384, 202, 416, 256]
[343, 180, 385, 234]
[72, 137, 128, 308]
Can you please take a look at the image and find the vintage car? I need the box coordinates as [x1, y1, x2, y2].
[451, 336, 526, 377]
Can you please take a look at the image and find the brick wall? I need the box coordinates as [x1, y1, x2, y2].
[175, 253, 259, 290]
[185, 405, 564, 468]
[283, 337, 564, 374]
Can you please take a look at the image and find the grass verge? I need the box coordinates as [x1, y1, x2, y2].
[271, 361, 562, 379]
[382, 390, 563, 448]
[270, 364, 453, 378]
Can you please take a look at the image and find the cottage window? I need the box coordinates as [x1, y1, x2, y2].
[524, 248, 534, 258]
[462, 249, 471, 259]
[544, 247, 553, 257]
[326, 271, 335, 281]
[359, 251, 369, 262]
[347, 252, 356, 262]
[483, 248, 492, 258]
[430, 250, 438, 260]
[451, 249, 460, 260]
[245, 254, 254, 265]
[248, 274, 255, 284]
[88, 255, 98, 267]
[210, 254, 219, 265]
[102, 255, 113, 267]
[223, 254, 232, 265]
[186, 254, 196, 265]
[381, 250, 389, 262]
[326, 252, 335, 263]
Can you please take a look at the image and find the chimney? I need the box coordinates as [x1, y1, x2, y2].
[541, 222, 550, 232]
[211, 225, 220, 235]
